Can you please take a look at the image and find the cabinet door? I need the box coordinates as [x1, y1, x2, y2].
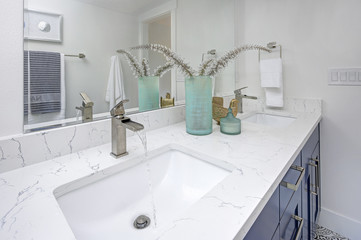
[244, 187, 280, 240]
[301, 124, 320, 240]
[302, 172, 311, 240]
[271, 226, 279, 240]
[309, 143, 320, 239]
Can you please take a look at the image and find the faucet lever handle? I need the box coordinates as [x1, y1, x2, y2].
[80, 92, 94, 107]
[110, 99, 129, 117]
[234, 86, 248, 95]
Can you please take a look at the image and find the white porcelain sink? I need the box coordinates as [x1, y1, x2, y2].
[243, 113, 296, 127]
[54, 147, 233, 240]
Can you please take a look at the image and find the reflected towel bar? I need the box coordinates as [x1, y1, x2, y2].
[65, 53, 86, 59]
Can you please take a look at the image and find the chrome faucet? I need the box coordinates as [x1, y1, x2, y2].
[76, 92, 94, 122]
[234, 87, 258, 113]
[110, 99, 144, 158]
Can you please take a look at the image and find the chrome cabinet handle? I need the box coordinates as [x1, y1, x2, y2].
[292, 215, 304, 240]
[310, 157, 320, 189]
[281, 165, 305, 191]
[308, 163, 318, 195]
[309, 157, 320, 195]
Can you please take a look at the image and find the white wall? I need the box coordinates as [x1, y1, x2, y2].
[0, 0, 24, 137]
[25, 0, 139, 119]
[176, 0, 235, 100]
[236, 0, 361, 238]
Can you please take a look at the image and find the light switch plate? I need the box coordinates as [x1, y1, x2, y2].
[328, 68, 361, 86]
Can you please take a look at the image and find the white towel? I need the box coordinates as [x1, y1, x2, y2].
[260, 58, 282, 88]
[264, 81, 284, 107]
[27, 53, 66, 124]
[260, 58, 283, 107]
[105, 56, 126, 110]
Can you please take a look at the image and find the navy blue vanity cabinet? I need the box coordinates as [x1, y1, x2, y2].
[309, 143, 320, 239]
[280, 154, 302, 219]
[243, 154, 305, 240]
[244, 186, 280, 240]
[279, 153, 305, 240]
[301, 168, 311, 240]
[301, 125, 320, 240]
[240, 123, 320, 240]
[280, 182, 303, 240]
[271, 226, 280, 240]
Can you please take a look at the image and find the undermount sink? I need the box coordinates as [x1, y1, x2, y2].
[54, 147, 233, 240]
[243, 113, 296, 127]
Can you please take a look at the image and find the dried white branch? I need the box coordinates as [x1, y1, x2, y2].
[141, 58, 150, 77]
[198, 59, 214, 76]
[132, 44, 196, 77]
[117, 49, 143, 78]
[154, 62, 174, 77]
[206, 44, 271, 77]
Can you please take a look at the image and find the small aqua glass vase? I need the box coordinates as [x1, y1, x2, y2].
[138, 76, 160, 112]
[185, 76, 213, 135]
[220, 108, 241, 135]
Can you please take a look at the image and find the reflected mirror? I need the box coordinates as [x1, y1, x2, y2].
[23, 0, 236, 132]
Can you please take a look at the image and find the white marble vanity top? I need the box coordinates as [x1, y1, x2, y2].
[0, 109, 321, 240]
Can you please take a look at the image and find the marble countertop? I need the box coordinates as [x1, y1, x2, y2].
[0, 109, 321, 240]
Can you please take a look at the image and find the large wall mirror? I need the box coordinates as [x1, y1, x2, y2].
[23, 0, 236, 132]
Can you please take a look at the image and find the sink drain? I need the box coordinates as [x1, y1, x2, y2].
[133, 215, 151, 229]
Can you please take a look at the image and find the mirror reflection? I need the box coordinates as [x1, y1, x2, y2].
[23, 0, 236, 131]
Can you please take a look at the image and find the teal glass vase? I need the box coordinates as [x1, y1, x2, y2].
[185, 76, 213, 135]
[138, 76, 160, 112]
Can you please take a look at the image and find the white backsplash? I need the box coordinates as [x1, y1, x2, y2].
[0, 98, 322, 174]
[0, 106, 185, 174]
[222, 96, 322, 115]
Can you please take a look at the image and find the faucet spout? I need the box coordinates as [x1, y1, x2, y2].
[120, 118, 144, 132]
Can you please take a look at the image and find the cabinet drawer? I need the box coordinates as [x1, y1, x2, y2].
[280, 185, 303, 240]
[280, 154, 304, 219]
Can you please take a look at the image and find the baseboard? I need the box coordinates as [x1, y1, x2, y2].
[319, 207, 361, 239]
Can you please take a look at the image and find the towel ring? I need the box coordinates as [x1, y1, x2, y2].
[259, 42, 282, 62]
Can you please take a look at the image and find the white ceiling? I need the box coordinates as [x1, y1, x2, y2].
[74, 0, 170, 14]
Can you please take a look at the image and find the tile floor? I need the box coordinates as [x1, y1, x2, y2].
[315, 225, 349, 240]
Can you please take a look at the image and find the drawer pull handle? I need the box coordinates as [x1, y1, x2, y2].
[281, 165, 305, 191]
[292, 215, 304, 240]
[308, 158, 320, 195]
[310, 157, 320, 190]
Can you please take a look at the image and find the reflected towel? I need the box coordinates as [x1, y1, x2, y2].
[24, 51, 62, 114]
[106, 56, 126, 110]
[24, 51, 66, 124]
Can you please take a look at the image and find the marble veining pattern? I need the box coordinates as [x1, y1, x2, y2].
[0, 106, 185, 174]
[0, 99, 321, 240]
